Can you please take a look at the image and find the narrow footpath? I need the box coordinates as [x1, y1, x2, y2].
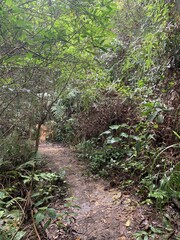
[39, 143, 164, 240]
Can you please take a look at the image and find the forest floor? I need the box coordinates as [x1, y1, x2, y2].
[39, 143, 179, 240]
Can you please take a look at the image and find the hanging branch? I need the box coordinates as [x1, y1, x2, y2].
[35, 63, 77, 152]
[0, 93, 18, 117]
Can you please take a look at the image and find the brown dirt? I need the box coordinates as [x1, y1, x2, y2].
[38, 143, 179, 240]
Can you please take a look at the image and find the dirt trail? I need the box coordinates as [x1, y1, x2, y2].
[39, 143, 159, 240]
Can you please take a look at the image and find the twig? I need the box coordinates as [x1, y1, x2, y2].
[0, 93, 18, 117]
[167, 231, 175, 240]
[0, 186, 26, 240]
[33, 207, 51, 239]
[9, 195, 26, 240]
[31, 209, 41, 240]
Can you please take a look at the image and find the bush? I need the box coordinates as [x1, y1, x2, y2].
[0, 131, 34, 170]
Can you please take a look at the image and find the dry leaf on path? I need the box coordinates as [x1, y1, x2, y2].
[112, 192, 122, 201]
[118, 236, 126, 240]
[125, 219, 131, 227]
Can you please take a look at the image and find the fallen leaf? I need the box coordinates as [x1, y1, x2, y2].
[125, 219, 131, 227]
[123, 198, 131, 205]
[118, 236, 126, 240]
[112, 192, 122, 201]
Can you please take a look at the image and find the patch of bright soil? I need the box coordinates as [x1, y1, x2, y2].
[39, 143, 179, 240]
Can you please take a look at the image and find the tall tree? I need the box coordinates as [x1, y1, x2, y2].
[0, 0, 116, 149]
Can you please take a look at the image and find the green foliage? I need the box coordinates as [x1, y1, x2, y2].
[133, 225, 164, 240]
[0, 0, 117, 236]
[147, 162, 180, 206]
[77, 117, 179, 213]
[0, 166, 67, 238]
[0, 131, 68, 238]
[34, 196, 78, 233]
[50, 4, 180, 228]
[0, 190, 25, 240]
[0, 0, 116, 151]
[35, 207, 57, 229]
[112, 0, 172, 90]
[0, 131, 34, 170]
[133, 214, 180, 240]
[54, 118, 76, 143]
[77, 122, 154, 178]
[77, 139, 97, 160]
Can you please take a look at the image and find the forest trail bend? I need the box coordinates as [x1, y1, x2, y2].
[39, 143, 156, 240]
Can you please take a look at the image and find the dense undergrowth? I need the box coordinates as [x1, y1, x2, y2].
[59, 94, 179, 209]
[0, 133, 68, 239]
[52, 0, 180, 221]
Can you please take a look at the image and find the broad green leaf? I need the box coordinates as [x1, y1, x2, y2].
[47, 208, 57, 219]
[35, 212, 45, 224]
[14, 231, 26, 240]
[131, 135, 140, 141]
[34, 199, 45, 207]
[120, 132, 129, 138]
[43, 219, 51, 230]
[120, 123, 129, 128]
[107, 137, 121, 144]
[156, 114, 164, 124]
[0, 192, 6, 199]
[133, 231, 148, 237]
[100, 130, 111, 135]
[148, 110, 161, 122]
[0, 210, 4, 218]
[34, 175, 39, 181]
[150, 226, 163, 234]
[109, 125, 121, 130]
[143, 102, 154, 107]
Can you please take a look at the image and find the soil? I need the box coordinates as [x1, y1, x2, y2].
[39, 143, 180, 240]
